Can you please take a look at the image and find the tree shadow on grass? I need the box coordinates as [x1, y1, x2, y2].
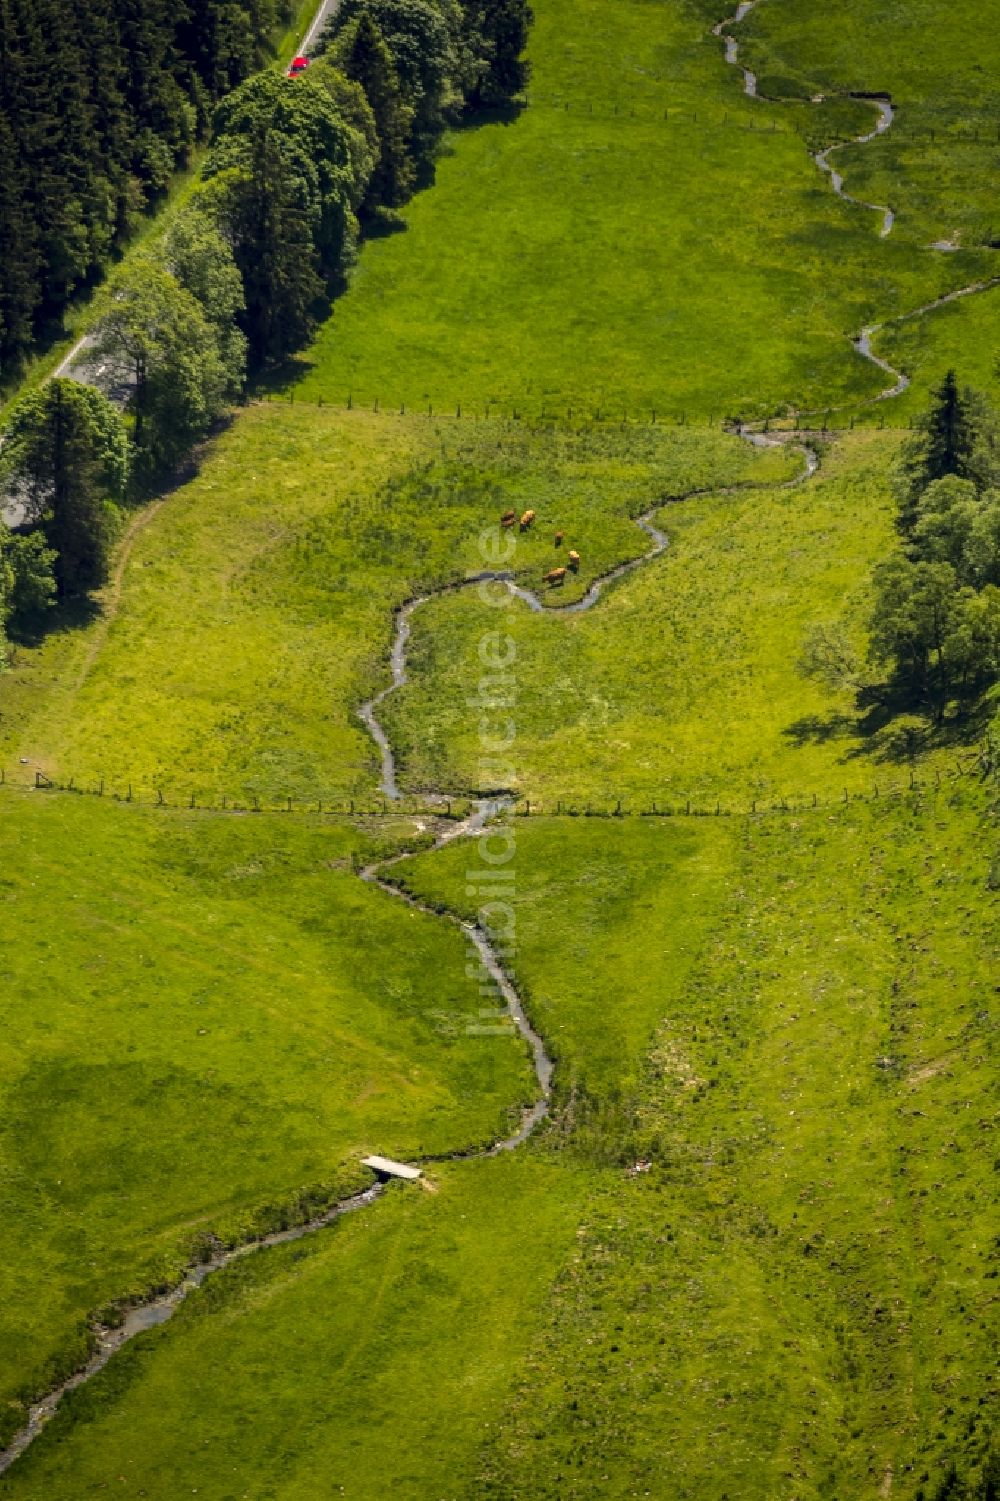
[453, 99, 526, 133]
[785, 680, 997, 769]
[7, 593, 100, 653]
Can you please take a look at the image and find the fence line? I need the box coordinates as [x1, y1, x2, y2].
[255, 392, 931, 434]
[1, 757, 990, 824]
[522, 94, 1000, 152]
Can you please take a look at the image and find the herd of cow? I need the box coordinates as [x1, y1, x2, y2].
[500, 509, 581, 587]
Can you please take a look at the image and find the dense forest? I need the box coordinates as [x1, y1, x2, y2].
[0, 0, 294, 381]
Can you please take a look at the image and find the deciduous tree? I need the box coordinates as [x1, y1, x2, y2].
[0, 378, 128, 595]
[94, 258, 228, 476]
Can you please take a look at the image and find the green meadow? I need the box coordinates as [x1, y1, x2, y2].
[3, 796, 994, 1498]
[0, 790, 534, 1448]
[279, 0, 986, 422]
[0, 409, 794, 802]
[734, 0, 1000, 250]
[383, 429, 988, 805]
[1, 0, 999, 1492]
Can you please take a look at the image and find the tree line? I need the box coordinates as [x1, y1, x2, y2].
[0, 0, 531, 648]
[0, 0, 295, 383]
[802, 370, 1000, 721]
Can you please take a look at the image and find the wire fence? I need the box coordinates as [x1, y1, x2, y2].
[522, 91, 1000, 148]
[255, 391, 935, 434]
[2, 754, 991, 823]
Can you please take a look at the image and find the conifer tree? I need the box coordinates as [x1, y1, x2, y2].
[337, 14, 415, 208]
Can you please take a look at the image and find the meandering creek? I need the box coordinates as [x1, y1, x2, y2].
[0, 0, 982, 1475]
[715, 0, 1000, 407]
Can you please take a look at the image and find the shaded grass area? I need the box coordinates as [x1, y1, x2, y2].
[6, 795, 995, 1498]
[278, 0, 983, 422]
[0, 789, 535, 1448]
[384, 430, 982, 804]
[0, 407, 796, 803]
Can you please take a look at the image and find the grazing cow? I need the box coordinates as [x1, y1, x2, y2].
[568, 549, 581, 571]
[519, 509, 536, 531]
[543, 567, 567, 586]
[554, 530, 564, 546]
[500, 509, 517, 528]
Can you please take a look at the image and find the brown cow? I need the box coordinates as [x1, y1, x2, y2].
[500, 509, 517, 528]
[519, 509, 536, 531]
[567, 550, 581, 571]
[554, 530, 564, 546]
[543, 567, 567, 587]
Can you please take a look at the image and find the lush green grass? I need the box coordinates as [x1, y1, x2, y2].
[2, 0, 999, 1489]
[279, 0, 985, 422]
[6, 794, 995, 1498]
[724, 0, 1000, 418]
[0, 1153, 590, 1501]
[0, 408, 796, 802]
[871, 283, 1000, 418]
[383, 429, 984, 805]
[734, 0, 1000, 250]
[412, 796, 1000, 1497]
[0, 788, 535, 1447]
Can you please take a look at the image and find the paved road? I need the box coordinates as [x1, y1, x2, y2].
[299, 0, 341, 57]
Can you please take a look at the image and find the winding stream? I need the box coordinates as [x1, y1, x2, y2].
[1, 0, 979, 1476]
[716, 0, 1000, 406]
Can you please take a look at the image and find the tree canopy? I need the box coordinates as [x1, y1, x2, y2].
[94, 259, 229, 477]
[0, 0, 293, 382]
[870, 381, 1000, 715]
[0, 379, 128, 596]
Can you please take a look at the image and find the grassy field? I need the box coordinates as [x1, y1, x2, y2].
[383, 429, 991, 804]
[277, 0, 986, 422]
[4, 795, 994, 1498]
[0, 408, 796, 802]
[409, 797, 1000, 1498]
[0, 789, 536, 1449]
[733, 0, 1000, 250]
[723, 0, 1000, 418]
[1, 0, 998, 1490]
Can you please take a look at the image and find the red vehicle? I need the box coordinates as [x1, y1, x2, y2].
[288, 55, 310, 77]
